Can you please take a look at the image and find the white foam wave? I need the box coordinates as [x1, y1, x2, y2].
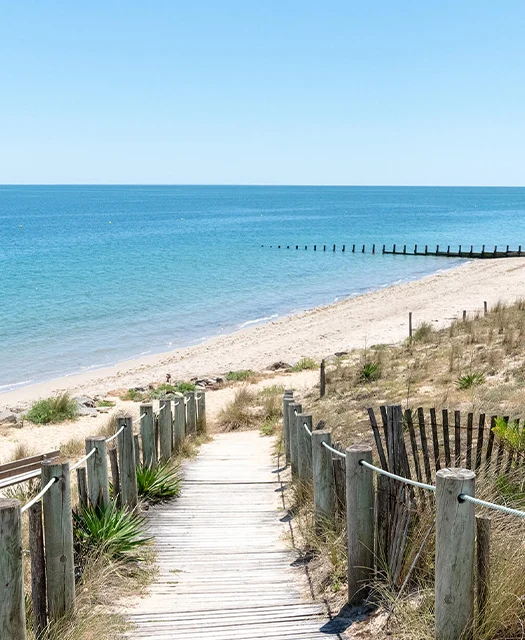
[238, 314, 278, 329]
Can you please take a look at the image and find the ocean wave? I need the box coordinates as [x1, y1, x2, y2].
[238, 314, 278, 329]
[0, 379, 34, 392]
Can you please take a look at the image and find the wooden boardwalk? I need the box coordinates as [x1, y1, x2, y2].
[124, 431, 342, 639]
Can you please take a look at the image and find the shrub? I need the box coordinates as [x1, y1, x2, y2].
[174, 381, 196, 393]
[260, 418, 278, 436]
[121, 388, 145, 402]
[60, 438, 85, 457]
[136, 462, 181, 504]
[291, 358, 317, 372]
[226, 370, 255, 382]
[217, 387, 257, 430]
[413, 321, 434, 341]
[73, 501, 151, 564]
[25, 392, 78, 424]
[359, 362, 380, 382]
[492, 417, 525, 452]
[456, 372, 485, 390]
[147, 382, 196, 398]
[96, 399, 116, 407]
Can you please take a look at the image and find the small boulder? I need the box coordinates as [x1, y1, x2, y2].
[77, 405, 98, 417]
[268, 361, 291, 371]
[0, 410, 17, 425]
[75, 395, 95, 408]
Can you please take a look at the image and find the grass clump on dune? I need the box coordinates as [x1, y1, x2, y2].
[226, 369, 256, 382]
[25, 392, 78, 424]
[291, 357, 317, 372]
[136, 462, 181, 504]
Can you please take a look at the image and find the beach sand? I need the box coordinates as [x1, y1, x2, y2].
[1, 258, 524, 459]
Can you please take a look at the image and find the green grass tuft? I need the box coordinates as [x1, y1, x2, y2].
[136, 462, 181, 503]
[291, 358, 317, 371]
[413, 321, 434, 341]
[456, 371, 485, 390]
[25, 392, 78, 424]
[226, 369, 256, 382]
[359, 362, 380, 382]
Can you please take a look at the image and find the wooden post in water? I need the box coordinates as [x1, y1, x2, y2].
[86, 436, 110, 508]
[352, 244, 355, 252]
[414, 244, 417, 254]
[320, 359, 326, 398]
[314, 244, 316, 250]
[0, 499, 26, 640]
[403, 244, 406, 254]
[362, 244, 365, 253]
[77, 467, 88, 508]
[382, 244, 385, 254]
[476, 515, 491, 628]
[459, 244, 462, 255]
[372, 244, 375, 254]
[41, 460, 75, 620]
[117, 416, 139, 509]
[346, 444, 374, 605]
[519, 245, 522, 256]
[470, 245, 473, 257]
[158, 399, 173, 461]
[196, 390, 206, 433]
[312, 429, 335, 527]
[297, 414, 313, 482]
[342, 244, 345, 252]
[140, 404, 156, 467]
[290, 403, 302, 476]
[447, 245, 450, 255]
[435, 468, 475, 640]
[173, 393, 186, 450]
[493, 245, 497, 256]
[29, 502, 47, 638]
[333, 244, 336, 252]
[482, 244, 485, 256]
[393, 243, 396, 253]
[185, 392, 197, 435]
[409, 311, 413, 343]
[425, 245, 428, 255]
[436, 244, 439, 254]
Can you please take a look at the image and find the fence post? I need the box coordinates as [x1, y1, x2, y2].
[140, 403, 156, 467]
[77, 467, 88, 508]
[196, 390, 206, 433]
[312, 429, 335, 527]
[86, 436, 110, 509]
[108, 447, 121, 507]
[435, 468, 476, 640]
[320, 359, 326, 397]
[409, 311, 413, 342]
[173, 393, 185, 451]
[158, 399, 173, 462]
[346, 445, 375, 604]
[297, 413, 313, 482]
[117, 416, 139, 509]
[290, 403, 302, 476]
[0, 499, 26, 640]
[41, 460, 76, 620]
[283, 393, 294, 465]
[29, 502, 47, 637]
[185, 391, 197, 434]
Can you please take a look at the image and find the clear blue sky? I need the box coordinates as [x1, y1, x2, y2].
[1, 2, 524, 185]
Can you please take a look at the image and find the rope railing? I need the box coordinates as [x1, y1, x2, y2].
[321, 440, 346, 459]
[303, 422, 312, 437]
[20, 478, 58, 514]
[133, 412, 147, 424]
[70, 447, 96, 471]
[459, 493, 525, 519]
[105, 424, 126, 443]
[359, 459, 436, 492]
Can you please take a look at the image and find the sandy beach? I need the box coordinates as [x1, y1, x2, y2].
[2, 258, 525, 413]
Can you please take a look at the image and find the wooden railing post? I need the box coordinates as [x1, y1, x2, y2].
[117, 416, 139, 509]
[289, 403, 302, 476]
[185, 391, 197, 434]
[29, 501, 47, 637]
[173, 393, 185, 451]
[297, 413, 313, 481]
[283, 393, 294, 465]
[311, 429, 335, 526]
[108, 447, 121, 507]
[77, 467, 88, 507]
[435, 468, 475, 640]
[346, 445, 375, 604]
[196, 390, 207, 433]
[0, 499, 26, 640]
[320, 359, 326, 397]
[140, 404, 156, 467]
[41, 460, 76, 620]
[159, 399, 173, 462]
[86, 436, 110, 509]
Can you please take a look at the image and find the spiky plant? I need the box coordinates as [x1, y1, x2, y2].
[136, 462, 181, 504]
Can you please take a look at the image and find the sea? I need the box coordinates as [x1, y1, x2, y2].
[1, 185, 524, 393]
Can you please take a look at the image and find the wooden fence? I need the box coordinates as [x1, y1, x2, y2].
[0, 390, 206, 640]
[282, 393, 525, 640]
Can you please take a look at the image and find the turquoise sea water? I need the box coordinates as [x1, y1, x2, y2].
[1, 186, 525, 392]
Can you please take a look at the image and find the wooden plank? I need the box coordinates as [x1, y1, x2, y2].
[442, 409, 451, 467]
[454, 410, 462, 466]
[405, 409, 422, 483]
[368, 408, 388, 470]
[466, 413, 474, 469]
[475, 414, 486, 470]
[417, 407, 432, 482]
[485, 416, 496, 469]
[430, 408, 441, 471]
[0, 450, 60, 480]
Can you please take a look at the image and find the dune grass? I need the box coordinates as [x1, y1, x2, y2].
[25, 392, 78, 424]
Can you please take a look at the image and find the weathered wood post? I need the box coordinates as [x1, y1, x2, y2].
[0, 499, 26, 640]
[140, 403, 156, 467]
[290, 403, 302, 476]
[484, 301, 488, 316]
[476, 515, 491, 627]
[41, 460, 75, 620]
[77, 467, 88, 507]
[463, 310, 467, 321]
[435, 468, 476, 640]
[346, 445, 375, 604]
[117, 416, 139, 509]
[311, 429, 335, 527]
[171, 393, 184, 451]
[29, 502, 47, 637]
[86, 436, 110, 508]
[409, 311, 413, 342]
[158, 399, 173, 462]
[283, 392, 294, 465]
[196, 390, 207, 433]
[108, 447, 121, 507]
[133, 434, 141, 467]
[185, 391, 197, 434]
[297, 413, 313, 482]
[320, 359, 326, 397]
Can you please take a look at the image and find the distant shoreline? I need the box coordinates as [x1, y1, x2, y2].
[2, 258, 524, 411]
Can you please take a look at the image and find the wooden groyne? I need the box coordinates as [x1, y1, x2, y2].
[263, 243, 524, 258]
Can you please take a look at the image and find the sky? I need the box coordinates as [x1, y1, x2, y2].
[0, 1, 524, 185]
